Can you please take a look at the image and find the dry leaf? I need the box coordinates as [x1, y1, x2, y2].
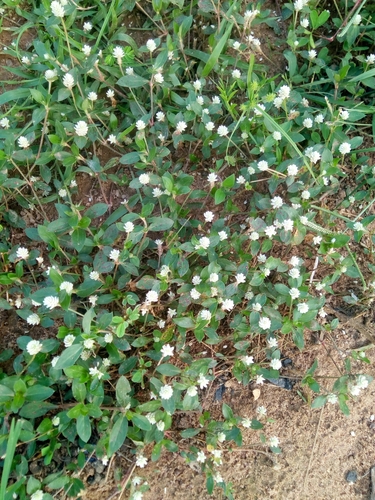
[253, 388, 261, 400]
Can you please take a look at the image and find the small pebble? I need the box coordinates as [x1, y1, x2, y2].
[345, 470, 358, 484]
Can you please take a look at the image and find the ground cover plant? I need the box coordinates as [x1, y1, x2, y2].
[1, 0, 375, 498]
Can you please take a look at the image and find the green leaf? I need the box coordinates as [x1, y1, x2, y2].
[19, 402, 58, 418]
[54, 344, 83, 370]
[201, 21, 233, 77]
[119, 152, 141, 165]
[25, 385, 54, 401]
[116, 376, 131, 406]
[77, 414, 91, 442]
[108, 414, 128, 455]
[0, 384, 14, 402]
[214, 188, 226, 204]
[0, 88, 30, 105]
[85, 203, 108, 218]
[72, 228, 86, 253]
[117, 74, 149, 88]
[222, 403, 233, 420]
[131, 413, 152, 431]
[180, 428, 201, 438]
[82, 308, 95, 334]
[173, 317, 195, 328]
[311, 395, 327, 409]
[148, 217, 174, 231]
[37, 225, 59, 249]
[156, 363, 181, 376]
[222, 174, 235, 188]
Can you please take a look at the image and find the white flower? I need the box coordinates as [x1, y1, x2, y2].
[289, 268, 300, 279]
[161, 344, 174, 357]
[269, 436, 279, 448]
[308, 49, 317, 60]
[27, 313, 40, 326]
[233, 41, 241, 50]
[193, 79, 202, 91]
[297, 303, 309, 313]
[197, 374, 209, 389]
[287, 164, 298, 176]
[273, 97, 283, 108]
[259, 317, 271, 330]
[289, 288, 300, 300]
[221, 298, 234, 311]
[190, 288, 201, 300]
[273, 131, 282, 141]
[268, 337, 278, 348]
[243, 355, 254, 366]
[82, 45, 91, 56]
[217, 125, 228, 136]
[51, 0, 64, 17]
[200, 310, 212, 321]
[315, 113, 324, 123]
[84, 338, 95, 349]
[58, 188, 67, 197]
[156, 420, 165, 431]
[204, 121, 214, 132]
[146, 39, 157, 52]
[126, 67, 134, 75]
[16, 247, 29, 260]
[327, 393, 338, 404]
[192, 276, 202, 285]
[270, 358, 282, 370]
[252, 302, 262, 312]
[145, 290, 158, 303]
[89, 366, 103, 379]
[366, 54, 375, 64]
[300, 18, 309, 28]
[59, 281, 73, 295]
[283, 219, 294, 231]
[45, 69, 57, 81]
[256, 374, 265, 384]
[196, 96, 204, 105]
[232, 69, 241, 79]
[212, 96, 220, 104]
[290, 257, 302, 267]
[26, 340, 43, 355]
[340, 109, 349, 120]
[356, 375, 369, 389]
[264, 225, 276, 238]
[156, 111, 165, 122]
[136, 455, 148, 468]
[87, 91, 97, 101]
[107, 134, 117, 145]
[106, 89, 115, 98]
[306, 150, 321, 164]
[204, 211, 214, 222]
[257, 160, 269, 172]
[135, 119, 146, 131]
[109, 249, 120, 262]
[176, 121, 187, 133]
[209, 273, 219, 282]
[353, 221, 364, 232]
[301, 190, 310, 200]
[271, 196, 283, 209]
[187, 385, 198, 397]
[197, 451, 206, 463]
[159, 384, 173, 400]
[52, 416, 60, 426]
[83, 21, 93, 32]
[62, 73, 75, 89]
[278, 85, 291, 100]
[113, 46, 124, 60]
[124, 221, 135, 233]
[303, 118, 313, 128]
[43, 296, 59, 309]
[104, 333, 113, 343]
[154, 73, 164, 84]
[51, 356, 60, 367]
[30, 490, 44, 500]
[339, 142, 351, 155]
[313, 235, 322, 245]
[153, 188, 163, 197]
[0, 117, 10, 129]
[18, 136, 30, 148]
[242, 417, 252, 428]
[195, 236, 210, 250]
[235, 273, 246, 284]
[257, 406, 267, 417]
[353, 14, 361, 25]
[218, 231, 228, 241]
[75, 121, 89, 137]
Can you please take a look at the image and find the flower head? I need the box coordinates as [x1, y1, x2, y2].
[74, 121, 88, 137]
[27, 313, 40, 326]
[51, 1, 64, 17]
[26, 340, 43, 355]
[339, 142, 351, 155]
[146, 39, 157, 52]
[18, 136, 30, 149]
[43, 296, 59, 310]
[159, 384, 173, 400]
[16, 247, 29, 260]
[62, 73, 75, 89]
